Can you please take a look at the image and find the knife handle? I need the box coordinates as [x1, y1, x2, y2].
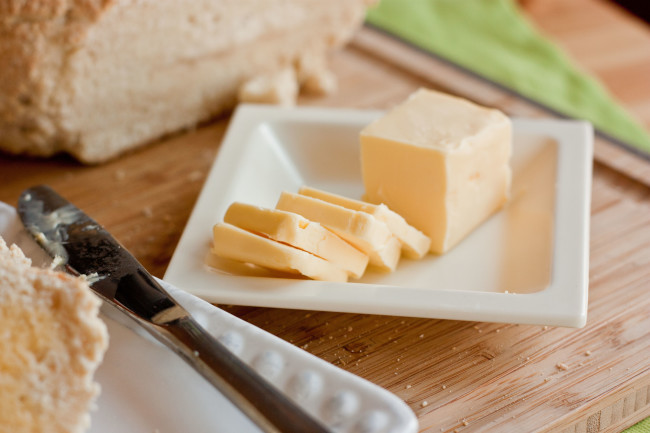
[144, 313, 329, 433]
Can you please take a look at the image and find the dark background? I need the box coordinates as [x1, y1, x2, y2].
[613, 0, 650, 23]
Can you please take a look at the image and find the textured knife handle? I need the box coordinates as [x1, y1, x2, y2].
[148, 314, 330, 433]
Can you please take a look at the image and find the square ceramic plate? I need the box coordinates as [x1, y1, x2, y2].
[165, 104, 592, 327]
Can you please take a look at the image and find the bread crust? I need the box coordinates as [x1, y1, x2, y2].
[0, 0, 367, 163]
[0, 0, 114, 157]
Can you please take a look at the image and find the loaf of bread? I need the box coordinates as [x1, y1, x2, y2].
[0, 0, 371, 163]
[0, 237, 108, 433]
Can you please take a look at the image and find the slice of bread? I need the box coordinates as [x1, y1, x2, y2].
[0, 237, 108, 433]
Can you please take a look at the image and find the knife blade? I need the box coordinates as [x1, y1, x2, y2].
[18, 185, 329, 433]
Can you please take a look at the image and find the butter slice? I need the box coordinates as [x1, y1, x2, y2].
[224, 202, 368, 279]
[298, 186, 431, 259]
[212, 223, 348, 282]
[360, 88, 512, 254]
[276, 192, 401, 271]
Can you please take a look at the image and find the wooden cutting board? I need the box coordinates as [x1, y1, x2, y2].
[1, 2, 649, 432]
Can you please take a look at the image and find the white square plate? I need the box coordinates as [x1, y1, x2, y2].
[165, 105, 592, 327]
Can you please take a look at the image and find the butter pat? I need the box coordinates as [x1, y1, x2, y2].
[298, 186, 430, 259]
[212, 223, 348, 282]
[276, 192, 401, 272]
[224, 202, 368, 279]
[360, 88, 511, 254]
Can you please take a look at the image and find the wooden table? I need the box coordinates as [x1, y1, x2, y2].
[1, 1, 649, 432]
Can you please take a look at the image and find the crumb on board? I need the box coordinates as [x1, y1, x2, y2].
[142, 206, 153, 218]
[302, 68, 338, 96]
[405, 384, 412, 389]
[187, 170, 203, 182]
[421, 401, 428, 408]
[585, 350, 592, 356]
[556, 362, 569, 371]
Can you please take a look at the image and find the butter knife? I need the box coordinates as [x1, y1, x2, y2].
[18, 185, 329, 433]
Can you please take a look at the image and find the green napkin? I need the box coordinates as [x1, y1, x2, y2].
[366, 0, 650, 155]
[625, 417, 650, 433]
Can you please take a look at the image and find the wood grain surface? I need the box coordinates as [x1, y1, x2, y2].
[1, 2, 649, 432]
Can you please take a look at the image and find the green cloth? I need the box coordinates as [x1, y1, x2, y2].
[625, 417, 650, 433]
[366, 0, 650, 155]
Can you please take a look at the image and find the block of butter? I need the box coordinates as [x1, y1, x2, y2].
[360, 88, 512, 254]
[298, 186, 431, 259]
[212, 223, 348, 282]
[276, 192, 401, 272]
[224, 202, 369, 279]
